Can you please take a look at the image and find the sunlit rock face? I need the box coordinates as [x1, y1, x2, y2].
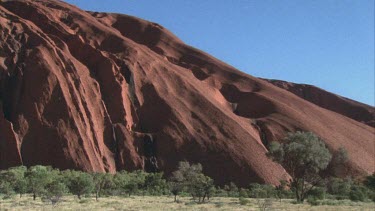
[0, 0, 373, 186]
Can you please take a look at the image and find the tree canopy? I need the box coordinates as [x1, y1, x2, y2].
[267, 131, 332, 202]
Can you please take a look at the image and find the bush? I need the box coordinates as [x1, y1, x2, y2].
[169, 161, 214, 203]
[320, 200, 341, 206]
[349, 185, 368, 202]
[364, 173, 375, 191]
[144, 172, 168, 195]
[224, 182, 238, 197]
[1, 166, 27, 197]
[43, 180, 67, 205]
[335, 195, 348, 200]
[307, 197, 320, 206]
[326, 177, 352, 199]
[238, 188, 248, 198]
[92, 172, 114, 200]
[213, 187, 227, 197]
[0, 181, 14, 199]
[309, 187, 326, 200]
[239, 197, 250, 205]
[248, 183, 275, 198]
[256, 198, 273, 211]
[369, 191, 375, 202]
[275, 180, 293, 201]
[63, 170, 94, 199]
[26, 166, 58, 200]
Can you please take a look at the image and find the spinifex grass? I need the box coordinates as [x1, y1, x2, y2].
[0, 195, 374, 211]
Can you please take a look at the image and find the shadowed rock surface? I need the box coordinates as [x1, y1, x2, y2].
[0, 0, 374, 186]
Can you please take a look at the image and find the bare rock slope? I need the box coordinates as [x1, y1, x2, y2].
[0, 0, 374, 186]
[264, 79, 375, 127]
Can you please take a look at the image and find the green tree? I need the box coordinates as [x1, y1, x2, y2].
[43, 180, 67, 205]
[169, 161, 214, 203]
[0, 181, 13, 198]
[126, 171, 145, 196]
[113, 171, 130, 196]
[63, 170, 94, 199]
[25, 166, 56, 200]
[5, 166, 27, 198]
[92, 172, 113, 201]
[144, 172, 168, 195]
[189, 173, 214, 202]
[168, 171, 185, 202]
[113, 170, 144, 197]
[267, 131, 332, 202]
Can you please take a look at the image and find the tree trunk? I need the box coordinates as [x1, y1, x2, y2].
[300, 194, 305, 202]
[78, 194, 81, 200]
[96, 191, 99, 201]
[174, 194, 177, 202]
[33, 193, 36, 200]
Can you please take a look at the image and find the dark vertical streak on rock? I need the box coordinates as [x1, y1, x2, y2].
[143, 134, 158, 173]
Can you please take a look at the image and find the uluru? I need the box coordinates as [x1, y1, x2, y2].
[0, 0, 374, 187]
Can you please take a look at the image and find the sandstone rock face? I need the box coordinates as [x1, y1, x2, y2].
[0, 0, 374, 186]
[264, 79, 375, 127]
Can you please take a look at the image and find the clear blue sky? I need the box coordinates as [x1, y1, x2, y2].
[64, 0, 374, 106]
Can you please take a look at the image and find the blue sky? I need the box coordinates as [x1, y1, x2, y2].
[64, 0, 374, 105]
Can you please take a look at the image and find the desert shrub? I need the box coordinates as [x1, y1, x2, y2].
[275, 180, 293, 201]
[320, 199, 341, 206]
[169, 161, 214, 203]
[26, 166, 58, 200]
[62, 170, 94, 199]
[113, 170, 147, 197]
[92, 172, 114, 200]
[256, 198, 273, 211]
[364, 174, 375, 202]
[214, 202, 224, 208]
[368, 191, 375, 202]
[326, 177, 352, 199]
[326, 147, 349, 176]
[239, 197, 250, 205]
[43, 180, 67, 205]
[307, 197, 320, 206]
[0, 181, 14, 199]
[238, 188, 248, 198]
[224, 182, 239, 197]
[248, 183, 275, 198]
[188, 173, 214, 202]
[213, 187, 227, 197]
[0, 166, 27, 198]
[79, 199, 90, 203]
[308, 187, 326, 200]
[113, 171, 130, 196]
[144, 172, 168, 195]
[349, 185, 368, 202]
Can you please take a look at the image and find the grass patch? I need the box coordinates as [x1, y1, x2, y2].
[0, 195, 374, 210]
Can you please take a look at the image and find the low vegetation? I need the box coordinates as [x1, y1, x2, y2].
[0, 131, 374, 210]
